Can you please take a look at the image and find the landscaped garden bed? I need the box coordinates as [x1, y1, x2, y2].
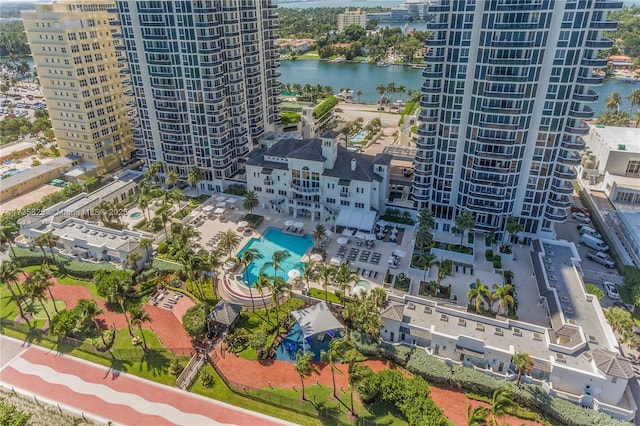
[419, 281, 451, 299]
[432, 241, 473, 255]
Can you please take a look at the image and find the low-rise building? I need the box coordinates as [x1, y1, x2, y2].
[381, 239, 636, 421]
[246, 131, 390, 226]
[0, 157, 77, 202]
[337, 9, 367, 32]
[16, 170, 149, 268]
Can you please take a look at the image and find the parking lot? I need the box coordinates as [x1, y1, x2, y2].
[0, 86, 45, 120]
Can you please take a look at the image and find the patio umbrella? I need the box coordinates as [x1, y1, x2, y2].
[226, 198, 237, 204]
[337, 237, 349, 245]
[285, 220, 295, 227]
[393, 248, 407, 258]
[216, 202, 226, 208]
[294, 221, 304, 229]
[342, 229, 354, 237]
[214, 207, 225, 215]
[365, 234, 376, 241]
[203, 205, 215, 212]
[215, 196, 226, 202]
[324, 229, 333, 237]
[237, 221, 249, 228]
[310, 253, 323, 262]
[287, 269, 301, 280]
[376, 220, 388, 227]
[355, 231, 367, 240]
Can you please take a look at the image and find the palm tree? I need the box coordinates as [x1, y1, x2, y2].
[335, 263, 357, 306]
[512, 352, 534, 387]
[105, 276, 134, 336]
[137, 194, 151, 224]
[42, 231, 59, 262]
[466, 404, 489, 426]
[129, 304, 153, 349]
[634, 109, 640, 128]
[126, 250, 142, 273]
[628, 88, 640, 113]
[505, 216, 523, 245]
[301, 260, 318, 303]
[414, 225, 433, 263]
[80, 299, 106, 345]
[488, 388, 515, 426]
[1, 261, 29, 324]
[604, 306, 634, 338]
[376, 83, 386, 98]
[243, 191, 259, 216]
[25, 271, 52, 323]
[187, 166, 203, 197]
[318, 263, 337, 304]
[356, 89, 362, 103]
[490, 283, 515, 316]
[455, 210, 475, 247]
[262, 249, 291, 282]
[420, 253, 440, 284]
[605, 92, 622, 113]
[255, 273, 273, 322]
[145, 161, 162, 184]
[240, 248, 264, 311]
[33, 233, 50, 263]
[467, 279, 491, 314]
[294, 350, 319, 401]
[0, 224, 18, 258]
[270, 276, 291, 326]
[170, 188, 184, 211]
[311, 224, 327, 249]
[139, 238, 153, 262]
[417, 208, 434, 230]
[165, 169, 180, 189]
[321, 337, 353, 398]
[219, 229, 241, 260]
[208, 248, 223, 299]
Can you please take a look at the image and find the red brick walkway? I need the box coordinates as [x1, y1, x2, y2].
[212, 345, 541, 426]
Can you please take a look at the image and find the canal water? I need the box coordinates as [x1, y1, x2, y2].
[279, 60, 639, 114]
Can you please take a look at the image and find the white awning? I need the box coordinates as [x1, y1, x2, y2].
[214, 207, 225, 215]
[291, 301, 343, 339]
[203, 205, 215, 212]
[336, 208, 377, 233]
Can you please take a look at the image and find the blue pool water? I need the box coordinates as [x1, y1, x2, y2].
[349, 130, 369, 143]
[274, 322, 342, 362]
[237, 227, 313, 286]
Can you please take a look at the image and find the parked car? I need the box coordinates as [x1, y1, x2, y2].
[572, 212, 591, 224]
[604, 282, 620, 300]
[578, 225, 601, 239]
[580, 234, 609, 252]
[571, 205, 590, 217]
[585, 251, 615, 268]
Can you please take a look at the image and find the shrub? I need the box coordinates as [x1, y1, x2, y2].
[199, 370, 215, 387]
[585, 283, 604, 301]
[312, 95, 338, 119]
[157, 242, 168, 254]
[168, 357, 183, 377]
[492, 255, 502, 269]
[485, 249, 494, 262]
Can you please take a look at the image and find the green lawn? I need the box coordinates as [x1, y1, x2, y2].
[296, 51, 320, 60]
[191, 364, 321, 426]
[27, 299, 66, 320]
[1, 287, 19, 321]
[22, 265, 102, 299]
[308, 288, 341, 304]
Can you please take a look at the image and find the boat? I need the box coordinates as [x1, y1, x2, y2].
[412, 64, 427, 69]
[377, 62, 390, 67]
[328, 56, 346, 63]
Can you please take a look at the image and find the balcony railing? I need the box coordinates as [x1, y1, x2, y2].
[291, 183, 320, 194]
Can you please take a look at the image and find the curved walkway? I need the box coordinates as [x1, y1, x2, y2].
[0, 336, 294, 426]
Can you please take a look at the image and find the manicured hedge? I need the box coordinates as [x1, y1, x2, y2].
[312, 95, 338, 119]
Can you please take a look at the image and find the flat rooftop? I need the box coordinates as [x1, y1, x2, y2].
[590, 125, 640, 153]
[50, 218, 143, 254]
[1, 157, 74, 187]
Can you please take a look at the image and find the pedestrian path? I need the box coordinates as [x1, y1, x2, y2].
[0, 336, 293, 426]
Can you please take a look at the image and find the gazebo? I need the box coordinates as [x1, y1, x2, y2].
[208, 300, 242, 335]
[291, 301, 343, 352]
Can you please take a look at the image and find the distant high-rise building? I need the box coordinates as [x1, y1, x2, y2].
[337, 8, 367, 32]
[22, 0, 135, 175]
[412, 0, 620, 237]
[113, 0, 280, 193]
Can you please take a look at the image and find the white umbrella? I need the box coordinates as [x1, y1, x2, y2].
[310, 253, 323, 262]
[285, 220, 295, 227]
[365, 234, 376, 241]
[216, 202, 226, 208]
[214, 207, 225, 215]
[203, 205, 215, 212]
[355, 231, 367, 240]
[324, 229, 333, 237]
[337, 237, 349, 245]
[226, 198, 237, 204]
[393, 248, 407, 258]
[287, 269, 301, 280]
[294, 221, 304, 229]
[342, 229, 354, 237]
[376, 220, 388, 227]
[215, 196, 226, 202]
[238, 221, 248, 228]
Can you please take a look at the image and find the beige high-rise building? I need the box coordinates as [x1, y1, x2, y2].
[337, 9, 367, 32]
[22, 0, 135, 175]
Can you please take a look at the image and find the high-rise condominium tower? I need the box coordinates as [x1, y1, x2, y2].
[22, 0, 135, 175]
[412, 0, 619, 236]
[113, 0, 280, 192]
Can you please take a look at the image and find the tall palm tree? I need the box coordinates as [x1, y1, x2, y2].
[145, 161, 163, 184]
[208, 248, 223, 299]
[605, 92, 622, 113]
[128, 304, 153, 349]
[455, 210, 475, 247]
[219, 229, 241, 260]
[270, 276, 291, 326]
[634, 109, 640, 128]
[80, 299, 106, 345]
[318, 263, 337, 304]
[356, 89, 362, 103]
[33, 233, 50, 263]
[488, 388, 515, 426]
[136, 194, 151, 224]
[240, 248, 263, 311]
[490, 283, 515, 316]
[165, 169, 180, 189]
[311, 224, 327, 249]
[414, 225, 433, 263]
[42, 231, 59, 262]
[466, 404, 489, 426]
[187, 166, 203, 197]
[321, 337, 353, 398]
[255, 273, 273, 323]
[105, 276, 134, 336]
[301, 260, 318, 303]
[417, 208, 435, 230]
[25, 271, 52, 323]
[0, 223, 18, 258]
[262, 250, 291, 283]
[421, 253, 440, 284]
[242, 191, 259, 216]
[159, 209, 171, 241]
[505, 216, 523, 245]
[170, 188, 184, 211]
[512, 352, 534, 387]
[1, 261, 29, 324]
[628, 88, 640, 113]
[335, 263, 358, 306]
[294, 350, 319, 401]
[467, 279, 491, 314]
[138, 238, 153, 262]
[126, 251, 142, 273]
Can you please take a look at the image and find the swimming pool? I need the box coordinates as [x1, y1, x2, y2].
[237, 227, 313, 286]
[349, 130, 369, 143]
[130, 212, 143, 219]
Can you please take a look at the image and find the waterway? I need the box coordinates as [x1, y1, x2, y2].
[279, 60, 639, 114]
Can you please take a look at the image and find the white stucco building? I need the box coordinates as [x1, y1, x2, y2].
[381, 239, 636, 421]
[337, 9, 367, 32]
[246, 131, 390, 227]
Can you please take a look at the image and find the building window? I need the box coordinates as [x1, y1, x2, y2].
[626, 160, 640, 175]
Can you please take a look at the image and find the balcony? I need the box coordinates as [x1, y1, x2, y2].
[427, 39, 447, 47]
[468, 202, 503, 214]
[581, 58, 607, 67]
[425, 55, 445, 63]
[428, 22, 448, 30]
[420, 99, 440, 108]
[486, 73, 530, 82]
[577, 75, 603, 85]
[114, 44, 126, 51]
[481, 106, 520, 115]
[476, 136, 516, 145]
[469, 188, 505, 200]
[554, 169, 577, 180]
[474, 149, 512, 159]
[568, 106, 594, 119]
[585, 39, 613, 49]
[551, 180, 573, 194]
[417, 127, 437, 137]
[591, 21, 617, 30]
[111, 32, 123, 39]
[484, 89, 525, 99]
[558, 152, 581, 166]
[479, 120, 518, 130]
[572, 90, 598, 102]
[544, 209, 567, 222]
[291, 183, 320, 194]
[491, 40, 536, 48]
[423, 70, 443, 79]
[548, 198, 571, 209]
[562, 137, 586, 150]
[263, 179, 272, 186]
[565, 124, 589, 136]
[594, 1, 623, 9]
[496, 1, 543, 11]
[339, 192, 350, 198]
[494, 22, 539, 30]
[488, 56, 531, 65]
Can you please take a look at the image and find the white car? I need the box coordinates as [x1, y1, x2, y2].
[572, 212, 591, 224]
[604, 282, 620, 300]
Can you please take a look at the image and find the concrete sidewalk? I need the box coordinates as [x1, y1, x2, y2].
[0, 335, 295, 426]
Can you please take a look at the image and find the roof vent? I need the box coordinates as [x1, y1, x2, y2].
[618, 144, 626, 150]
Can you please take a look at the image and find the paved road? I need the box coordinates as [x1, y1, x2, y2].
[0, 336, 294, 426]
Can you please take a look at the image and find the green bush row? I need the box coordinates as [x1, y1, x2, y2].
[10, 247, 119, 279]
[312, 95, 338, 119]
